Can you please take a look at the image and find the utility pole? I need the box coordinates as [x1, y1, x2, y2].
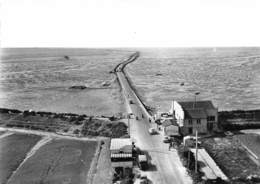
[188, 149, 190, 169]
[195, 130, 198, 173]
[193, 92, 200, 109]
[128, 114, 130, 135]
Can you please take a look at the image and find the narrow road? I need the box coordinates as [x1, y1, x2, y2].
[115, 52, 192, 184]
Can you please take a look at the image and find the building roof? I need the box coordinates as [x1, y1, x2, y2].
[111, 153, 132, 158]
[179, 101, 216, 110]
[110, 138, 132, 153]
[138, 154, 148, 162]
[164, 125, 180, 136]
[184, 108, 207, 119]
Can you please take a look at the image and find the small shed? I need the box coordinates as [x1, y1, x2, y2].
[110, 138, 132, 154]
[161, 118, 180, 137]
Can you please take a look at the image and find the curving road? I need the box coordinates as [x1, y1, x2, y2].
[115, 52, 192, 184]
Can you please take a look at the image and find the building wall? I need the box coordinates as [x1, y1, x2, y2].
[173, 101, 184, 127]
[205, 108, 218, 131]
[182, 118, 207, 135]
[205, 108, 218, 122]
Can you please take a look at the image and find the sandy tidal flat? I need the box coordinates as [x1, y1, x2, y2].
[127, 47, 260, 111]
[0, 48, 132, 116]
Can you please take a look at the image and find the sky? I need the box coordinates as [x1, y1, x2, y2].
[1, 0, 260, 47]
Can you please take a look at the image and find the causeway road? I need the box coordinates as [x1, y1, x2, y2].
[115, 52, 192, 184]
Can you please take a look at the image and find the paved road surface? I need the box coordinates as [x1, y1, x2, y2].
[115, 53, 192, 184]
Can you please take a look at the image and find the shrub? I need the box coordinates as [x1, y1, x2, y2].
[73, 129, 80, 135]
[69, 116, 77, 122]
[109, 116, 117, 121]
[74, 120, 83, 125]
[106, 123, 113, 128]
[78, 115, 85, 121]
[94, 122, 101, 127]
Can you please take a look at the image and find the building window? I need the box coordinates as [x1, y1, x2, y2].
[207, 116, 215, 121]
[188, 119, 192, 125]
[197, 119, 201, 124]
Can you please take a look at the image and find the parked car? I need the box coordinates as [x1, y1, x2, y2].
[225, 131, 233, 136]
[163, 136, 171, 143]
[140, 175, 149, 184]
[183, 136, 201, 147]
[148, 128, 157, 135]
[128, 113, 134, 119]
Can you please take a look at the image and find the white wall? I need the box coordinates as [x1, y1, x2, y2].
[173, 101, 184, 127]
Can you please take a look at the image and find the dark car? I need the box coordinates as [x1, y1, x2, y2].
[163, 136, 171, 143]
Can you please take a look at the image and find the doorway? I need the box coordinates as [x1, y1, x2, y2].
[188, 127, 193, 134]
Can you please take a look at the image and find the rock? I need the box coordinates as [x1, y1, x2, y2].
[69, 85, 87, 90]
[155, 73, 163, 76]
[64, 55, 70, 60]
[102, 81, 110, 87]
[0, 108, 22, 114]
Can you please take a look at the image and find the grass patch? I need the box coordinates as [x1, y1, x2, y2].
[0, 108, 128, 138]
[81, 118, 128, 138]
[237, 133, 260, 159]
[7, 138, 98, 184]
[202, 136, 260, 183]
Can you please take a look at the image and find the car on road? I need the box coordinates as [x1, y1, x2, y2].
[128, 113, 134, 119]
[148, 128, 157, 135]
[129, 100, 134, 104]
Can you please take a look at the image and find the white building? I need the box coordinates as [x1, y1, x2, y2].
[170, 100, 218, 135]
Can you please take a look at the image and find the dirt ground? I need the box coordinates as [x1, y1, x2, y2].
[0, 131, 6, 135]
[202, 136, 260, 182]
[0, 133, 42, 184]
[7, 138, 98, 184]
[92, 138, 113, 184]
